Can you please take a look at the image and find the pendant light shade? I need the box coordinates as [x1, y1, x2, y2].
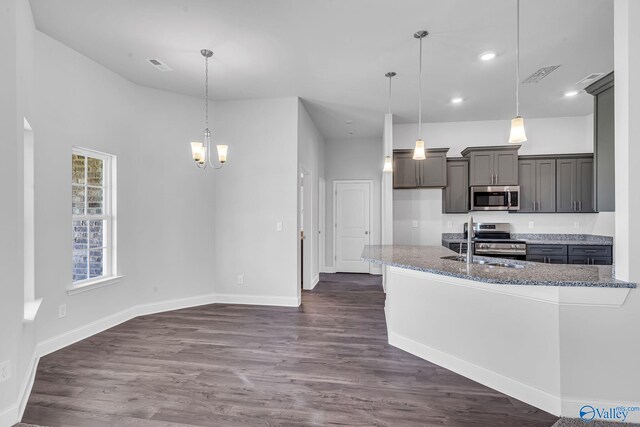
[413, 30, 429, 160]
[508, 116, 527, 144]
[383, 155, 393, 172]
[413, 140, 426, 160]
[509, 0, 527, 144]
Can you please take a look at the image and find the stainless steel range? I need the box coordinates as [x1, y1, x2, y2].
[463, 223, 526, 260]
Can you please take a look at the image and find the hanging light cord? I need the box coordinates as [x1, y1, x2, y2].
[387, 75, 392, 114]
[515, 0, 520, 117]
[205, 54, 209, 131]
[418, 35, 423, 140]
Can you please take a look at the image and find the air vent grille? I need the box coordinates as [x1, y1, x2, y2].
[522, 65, 561, 84]
[576, 73, 605, 88]
[146, 58, 172, 72]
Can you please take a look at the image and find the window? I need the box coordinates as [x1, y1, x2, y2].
[71, 148, 116, 286]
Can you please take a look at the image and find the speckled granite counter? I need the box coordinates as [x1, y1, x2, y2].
[441, 233, 613, 246]
[362, 245, 635, 288]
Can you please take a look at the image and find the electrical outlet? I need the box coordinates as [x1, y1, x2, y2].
[237, 275, 244, 285]
[446, 221, 453, 228]
[574, 221, 580, 229]
[276, 221, 283, 232]
[0, 360, 10, 384]
[528, 221, 534, 229]
[58, 304, 67, 318]
[412, 220, 419, 228]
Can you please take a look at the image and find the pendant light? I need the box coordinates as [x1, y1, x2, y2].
[508, 0, 527, 144]
[382, 71, 396, 173]
[412, 30, 429, 160]
[190, 49, 228, 169]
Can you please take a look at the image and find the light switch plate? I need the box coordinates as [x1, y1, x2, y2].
[0, 360, 10, 384]
[276, 222, 283, 232]
[412, 220, 419, 228]
[528, 221, 534, 229]
[574, 222, 580, 229]
[237, 275, 244, 285]
[58, 304, 67, 318]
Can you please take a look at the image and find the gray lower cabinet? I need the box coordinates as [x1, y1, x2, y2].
[556, 156, 595, 213]
[442, 158, 469, 213]
[527, 244, 612, 265]
[518, 158, 556, 213]
[393, 148, 449, 189]
[462, 146, 520, 186]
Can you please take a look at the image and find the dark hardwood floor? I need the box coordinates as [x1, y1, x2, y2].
[22, 273, 559, 426]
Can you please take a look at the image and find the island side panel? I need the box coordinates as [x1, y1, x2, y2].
[385, 266, 562, 415]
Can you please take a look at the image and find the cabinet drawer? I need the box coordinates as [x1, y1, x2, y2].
[567, 245, 612, 257]
[568, 255, 612, 265]
[527, 245, 567, 256]
[526, 255, 567, 264]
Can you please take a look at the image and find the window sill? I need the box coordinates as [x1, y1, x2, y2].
[67, 275, 124, 296]
[23, 298, 43, 323]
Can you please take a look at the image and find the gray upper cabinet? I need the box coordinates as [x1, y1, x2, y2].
[393, 150, 418, 188]
[518, 157, 556, 213]
[556, 156, 595, 213]
[442, 158, 469, 213]
[393, 148, 449, 189]
[586, 72, 615, 212]
[462, 146, 520, 186]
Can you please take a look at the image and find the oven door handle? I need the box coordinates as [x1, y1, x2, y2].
[507, 188, 512, 209]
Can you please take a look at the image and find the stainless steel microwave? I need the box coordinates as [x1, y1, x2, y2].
[470, 186, 520, 211]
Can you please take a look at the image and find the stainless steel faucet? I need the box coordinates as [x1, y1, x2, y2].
[467, 216, 474, 264]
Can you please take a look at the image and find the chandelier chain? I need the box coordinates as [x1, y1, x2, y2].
[418, 35, 423, 139]
[516, 0, 520, 117]
[205, 54, 209, 130]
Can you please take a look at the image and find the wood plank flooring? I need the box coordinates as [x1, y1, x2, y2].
[22, 273, 559, 426]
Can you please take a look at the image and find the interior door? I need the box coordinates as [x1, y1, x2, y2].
[335, 181, 371, 273]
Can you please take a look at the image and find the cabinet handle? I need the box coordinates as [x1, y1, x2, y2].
[532, 202, 535, 211]
[579, 201, 582, 211]
[537, 201, 541, 211]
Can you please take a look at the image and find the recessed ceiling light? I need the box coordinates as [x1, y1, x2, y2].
[479, 51, 497, 61]
[564, 90, 580, 97]
[345, 120, 353, 124]
[451, 97, 463, 104]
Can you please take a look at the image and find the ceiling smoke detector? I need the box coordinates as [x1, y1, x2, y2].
[575, 73, 606, 88]
[522, 65, 561, 84]
[146, 58, 172, 71]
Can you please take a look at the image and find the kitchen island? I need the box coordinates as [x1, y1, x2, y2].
[362, 245, 637, 418]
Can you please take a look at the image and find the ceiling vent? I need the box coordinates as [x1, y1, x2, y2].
[576, 73, 605, 88]
[522, 65, 561, 84]
[146, 58, 172, 72]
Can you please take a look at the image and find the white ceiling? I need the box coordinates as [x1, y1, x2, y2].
[29, 0, 613, 139]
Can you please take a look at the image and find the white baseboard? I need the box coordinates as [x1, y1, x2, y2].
[310, 274, 319, 289]
[213, 293, 300, 307]
[321, 267, 336, 273]
[388, 330, 562, 416]
[135, 293, 218, 317]
[17, 353, 39, 422]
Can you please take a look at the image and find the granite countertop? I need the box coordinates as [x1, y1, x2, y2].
[362, 245, 636, 288]
[441, 233, 613, 246]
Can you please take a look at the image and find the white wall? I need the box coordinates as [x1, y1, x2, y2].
[298, 101, 326, 289]
[392, 115, 616, 244]
[212, 97, 300, 306]
[324, 137, 382, 271]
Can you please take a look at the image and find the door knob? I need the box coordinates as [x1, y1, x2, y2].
[364, 231, 369, 235]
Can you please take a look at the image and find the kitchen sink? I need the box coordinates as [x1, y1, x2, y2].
[441, 255, 525, 269]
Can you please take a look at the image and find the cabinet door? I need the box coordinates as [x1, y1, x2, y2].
[556, 159, 576, 212]
[443, 160, 469, 213]
[576, 158, 594, 212]
[420, 151, 447, 187]
[518, 159, 536, 212]
[494, 151, 519, 185]
[393, 151, 418, 189]
[469, 152, 493, 186]
[536, 159, 556, 212]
